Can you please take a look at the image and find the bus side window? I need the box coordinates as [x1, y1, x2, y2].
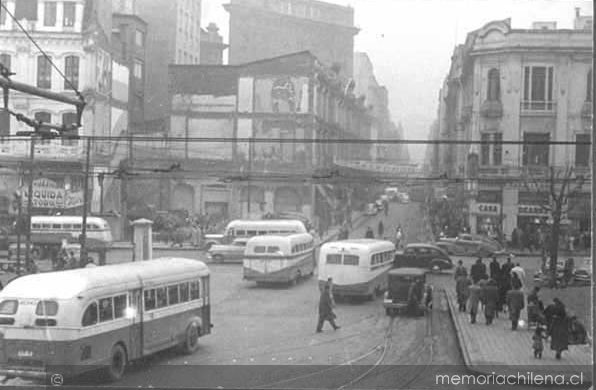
[168, 285, 179, 305]
[73, 224, 82, 230]
[190, 281, 200, 300]
[267, 246, 280, 253]
[114, 295, 127, 319]
[52, 224, 61, 229]
[82, 302, 98, 326]
[156, 287, 167, 308]
[179, 283, 189, 302]
[144, 290, 156, 311]
[99, 298, 114, 322]
[202, 276, 209, 303]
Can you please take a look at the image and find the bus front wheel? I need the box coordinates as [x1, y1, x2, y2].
[105, 344, 127, 382]
[182, 322, 200, 354]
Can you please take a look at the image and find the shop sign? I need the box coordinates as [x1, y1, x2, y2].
[518, 205, 548, 216]
[474, 203, 500, 215]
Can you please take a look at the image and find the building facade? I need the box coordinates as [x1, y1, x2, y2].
[138, 0, 201, 122]
[199, 22, 227, 65]
[432, 14, 592, 241]
[225, 0, 358, 76]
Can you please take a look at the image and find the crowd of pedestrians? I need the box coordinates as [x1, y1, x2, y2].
[454, 257, 588, 360]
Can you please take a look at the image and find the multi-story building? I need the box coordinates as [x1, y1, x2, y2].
[0, 0, 115, 219]
[140, 51, 371, 230]
[225, 0, 358, 76]
[138, 0, 201, 123]
[432, 13, 592, 240]
[199, 22, 227, 65]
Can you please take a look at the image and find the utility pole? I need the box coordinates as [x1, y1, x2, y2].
[24, 136, 35, 273]
[499, 181, 505, 244]
[13, 189, 22, 275]
[247, 137, 253, 216]
[79, 138, 92, 264]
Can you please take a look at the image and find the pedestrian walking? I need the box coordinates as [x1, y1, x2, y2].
[395, 227, 403, 248]
[470, 257, 486, 284]
[456, 276, 471, 312]
[424, 284, 433, 309]
[378, 220, 384, 238]
[511, 263, 526, 290]
[489, 256, 501, 280]
[484, 279, 498, 325]
[506, 285, 525, 330]
[532, 325, 547, 359]
[365, 226, 374, 239]
[501, 257, 514, 276]
[316, 285, 340, 332]
[547, 298, 568, 359]
[511, 272, 522, 290]
[468, 281, 482, 324]
[383, 200, 389, 217]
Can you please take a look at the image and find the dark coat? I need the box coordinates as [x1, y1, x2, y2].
[484, 284, 499, 317]
[548, 303, 569, 351]
[456, 278, 471, 303]
[318, 290, 334, 319]
[454, 265, 468, 280]
[489, 260, 501, 280]
[470, 262, 486, 283]
[506, 289, 525, 315]
[468, 284, 482, 313]
[365, 229, 374, 239]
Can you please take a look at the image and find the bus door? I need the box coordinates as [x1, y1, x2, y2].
[128, 289, 144, 359]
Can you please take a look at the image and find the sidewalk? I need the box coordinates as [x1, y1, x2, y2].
[444, 281, 593, 384]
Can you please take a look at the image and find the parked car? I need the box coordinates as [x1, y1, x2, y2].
[394, 243, 453, 270]
[384, 187, 399, 201]
[383, 267, 429, 316]
[437, 233, 504, 257]
[207, 238, 249, 263]
[375, 199, 385, 211]
[397, 192, 410, 203]
[365, 203, 378, 216]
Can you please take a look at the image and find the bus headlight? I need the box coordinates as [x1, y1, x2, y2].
[125, 307, 136, 319]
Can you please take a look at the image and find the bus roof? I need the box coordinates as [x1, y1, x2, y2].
[246, 233, 313, 245]
[321, 239, 395, 252]
[227, 220, 305, 228]
[0, 258, 209, 300]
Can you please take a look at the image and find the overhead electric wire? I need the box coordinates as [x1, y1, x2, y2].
[0, 2, 85, 102]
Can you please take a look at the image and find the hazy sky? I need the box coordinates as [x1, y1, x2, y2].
[202, 0, 593, 162]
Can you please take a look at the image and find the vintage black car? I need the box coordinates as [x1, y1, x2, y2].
[383, 267, 429, 316]
[393, 243, 454, 270]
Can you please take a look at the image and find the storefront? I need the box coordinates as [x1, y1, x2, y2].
[470, 202, 501, 236]
[517, 205, 549, 231]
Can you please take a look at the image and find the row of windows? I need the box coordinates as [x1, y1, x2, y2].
[485, 67, 592, 108]
[231, 229, 298, 237]
[143, 281, 201, 311]
[82, 294, 127, 327]
[253, 245, 280, 254]
[326, 254, 359, 266]
[42, 2, 77, 27]
[291, 241, 314, 254]
[370, 251, 394, 266]
[31, 222, 104, 231]
[0, 54, 79, 91]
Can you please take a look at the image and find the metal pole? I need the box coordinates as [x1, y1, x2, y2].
[80, 138, 91, 264]
[247, 137, 252, 216]
[129, 134, 135, 262]
[15, 190, 21, 276]
[24, 136, 35, 273]
[500, 182, 505, 244]
[0, 76, 84, 108]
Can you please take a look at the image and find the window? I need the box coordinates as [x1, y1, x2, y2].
[480, 133, 490, 165]
[267, 246, 280, 254]
[523, 66, 554, 110]
[134, 29, 144, 46]
[523, 133, 550, 166]
[180, 283, 189, 302]
[190, 281, 200, 300]
[587, 70, 592, 102]
[0, 300, 18, 315]
[15, 0, 38, 21]
[518, 191, 548, 206]
[44, 2, 56, 26]
[487, 68, 500, 101]
[477, 191, 502, 204]
[156, 287, 167, 308]
[254, 246, 266, 253]
[168, 285, 179, 305]
[343, 255, 359, 266]
[493, 133, 502, 165]
[63, 2, 75, 27]
[34, 111, 51, 124]
[114, 295, 126, 318]
[326, 254, 341, 264]
[0, 54, 10, 71]
[480, 133, 502, 166]
[99, 297, 113, 322]
[576, 134, 590, 167]
[0, 5, 6, 25]
[81, 302, 98, 326]
[64, 55, 79, 90]
[144, 289, 156, 310]
[37, 56, 52, 89]
[133, 60, 143, 80]
[62, 112, 77, 127]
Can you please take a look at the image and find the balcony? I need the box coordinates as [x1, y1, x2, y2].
[480, 100, 503, 118]
[0, 138, 84, 162]
[520, 101, 556, 115]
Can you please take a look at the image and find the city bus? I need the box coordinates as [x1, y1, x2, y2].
[204, 219, 307, 248]
[318, 240, 395, 299]
[243, 233, 315, 284]
[0, 257, 211, 382]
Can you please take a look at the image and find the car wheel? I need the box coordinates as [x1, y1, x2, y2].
[105, 344, 127, 382]
[181, 322, 200, 355]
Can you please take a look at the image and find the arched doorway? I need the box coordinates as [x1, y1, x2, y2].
[240, 186, 265, 218]
[171, 183, 195, 212]
[274, 187, 301, 213]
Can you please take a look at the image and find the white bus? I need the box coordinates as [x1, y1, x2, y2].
[30, 216, 113, 245]
[204, 219, 308, 248]
[318, 240, 396, 299]
[243, 233, 315, 284]
[0, 258, 211, 382]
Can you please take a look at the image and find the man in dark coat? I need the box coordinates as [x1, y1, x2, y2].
[501, 257, 514, 277]
[365, 227, 374, 239]
[316, 285, 340, 332]
[548, 298, 568, 359]
[483, 279, 499, 325]
[378, 220, 385, 238]
[470, 258, 486, 284]
[489, 257, 501, 281]
[468, 281, 482, 324]
[506, 285, 525, 330]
